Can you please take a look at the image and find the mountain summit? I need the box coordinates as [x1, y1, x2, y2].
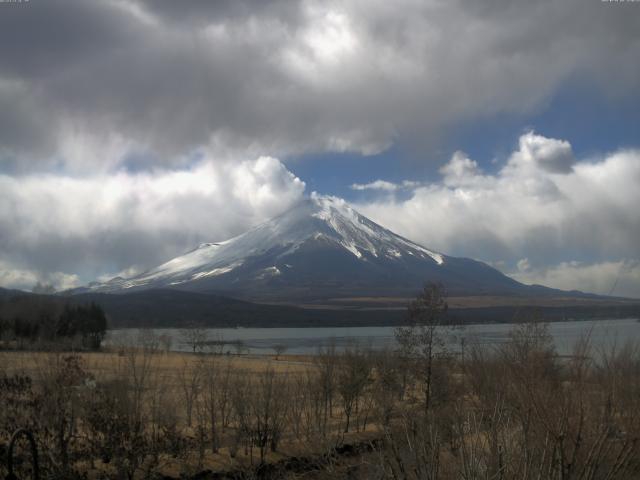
[85, 194, 533, 301]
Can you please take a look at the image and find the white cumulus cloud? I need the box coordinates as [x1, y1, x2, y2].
[354, 132, 640, 297]
[351, 179, 422, 191]
[0, 156, 305, 288]
[0, 259, 80, 292]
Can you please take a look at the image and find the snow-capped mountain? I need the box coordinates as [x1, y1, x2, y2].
[83, 194, 531, 301]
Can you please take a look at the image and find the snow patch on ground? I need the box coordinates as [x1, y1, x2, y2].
[256, 266, 282, 280]
[191, 263, 240, 280]
[341, 241, 362, 258]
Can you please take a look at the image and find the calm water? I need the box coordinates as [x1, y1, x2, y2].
[106, 317, 640, 355]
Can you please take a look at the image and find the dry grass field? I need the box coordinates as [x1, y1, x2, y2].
[0, 346, 382, 479]
[3, 321, 640, 479]
[0, 350, 314, 378]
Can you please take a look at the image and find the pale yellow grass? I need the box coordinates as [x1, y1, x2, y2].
[0, 349, 314, 378]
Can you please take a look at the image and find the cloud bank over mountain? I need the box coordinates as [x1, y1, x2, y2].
[0, 157, 305, 288]
[0, 1, 638, 297]
[354, 133, 640, 297]
[0, 131, 638, 297]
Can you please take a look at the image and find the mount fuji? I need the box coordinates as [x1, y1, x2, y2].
[81, 194, 557, 303]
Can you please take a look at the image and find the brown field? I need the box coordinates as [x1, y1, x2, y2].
[1, 347, 382, 479]
[0, 350, 314, 377]
[3, 321, 640, 479]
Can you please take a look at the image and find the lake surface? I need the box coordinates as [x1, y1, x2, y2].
[107, 317, 640, 356]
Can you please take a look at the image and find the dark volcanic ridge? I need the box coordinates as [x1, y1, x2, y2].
[69, 289, 640, 328]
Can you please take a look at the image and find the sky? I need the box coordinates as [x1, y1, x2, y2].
[0, 0, 639, 297]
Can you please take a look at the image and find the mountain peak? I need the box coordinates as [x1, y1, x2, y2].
[310, 192, 354, 217]
[81, 193, 530, 299]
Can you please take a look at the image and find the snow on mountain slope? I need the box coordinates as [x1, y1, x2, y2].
[83, 193, 527, 299]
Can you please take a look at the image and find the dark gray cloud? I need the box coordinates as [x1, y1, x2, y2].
[0, 0, 638, 171]
[133, 0, 303, 27]
[0, 1, 142, 79]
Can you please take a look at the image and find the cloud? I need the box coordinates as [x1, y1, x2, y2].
[351, 180, 422, 191]
[0, 260, 80, 292]
[96, 266, 142, 283]
[0, 156, 305, 287]
[439, 151, 484, 187]
[351, 180, 398, 191]
[511, 260, 640, 299]
[1, 130, 637, 297]
[0, 0, 639, 171]
[505, 132, 575, 174]
[516, 258, 531, 273]
[1, 2, 639, 296]
[354, 132, 640, 296]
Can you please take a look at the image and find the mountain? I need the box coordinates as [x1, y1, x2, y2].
[72, 289, 408, 328]
[0, 286, 30, 298]
[80, 194, 558, 302]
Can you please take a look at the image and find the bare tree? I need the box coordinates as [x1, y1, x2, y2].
[233, 339, 247, 356]
[395, 282, 449, 415]
[205, 331, 225, 355]
[291, 369, 332, 442]
[337, 345, 371, 433]
[201, 355, 222, 453]
[371, 349, 405, 429]
[99, 338, 161, 480]
[314, 341, 338, 436]
[212, 357, 234, 432]
[247, 368, 290, 463]
[229, 369, 251, 460]
[35, 354, 90, 475]
[177, 357, 203, 428]
[180, 324, 208, 354]
[273, 343, 288, 360]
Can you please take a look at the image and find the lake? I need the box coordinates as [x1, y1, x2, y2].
[106, 317, 640, 356]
